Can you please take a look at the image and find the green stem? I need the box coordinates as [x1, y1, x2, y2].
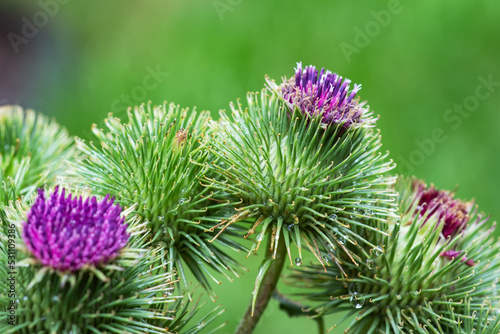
[235, 236, 287, 334]
[273, 289, 324, 334]
[315, 317, 325, 334]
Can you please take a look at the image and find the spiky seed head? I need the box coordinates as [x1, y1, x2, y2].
[0, 106, 75, 209]
[206, 76, 396, 272]
[75, 102, 246, 295]
[288, 176, 500, 333]
[266, 62, 375, 129]
[206, 76, 396, 311]
[23, 187, 129, 272]
[3, 185, 227, 334]
[0, 186, 193, 334]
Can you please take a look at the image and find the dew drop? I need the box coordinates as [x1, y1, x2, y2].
[295, 258, 302, 266]
[366, 259, 375, 270]
[350, 293, 364, 309]
[323, 255, 330, 264]
[328, 214, 338, 221]
[22, 296, 28, 301]
[396, 294, 402, 300]
[51, 296, 59, 302]
[178, 198, 187, 205]
[197, 322, 205, 329]
[373, 247, 383, 257]
[332, 227, 347, 245]
[158, 216, 165, 222]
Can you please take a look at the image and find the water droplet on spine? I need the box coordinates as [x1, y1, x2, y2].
[328, 214, 337, 221]
[295, 258, 302, 266]
[350, 292, 364, 309]
[373, 247, 383, 257]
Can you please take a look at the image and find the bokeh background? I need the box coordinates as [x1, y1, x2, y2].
[1, 0, 499, 333]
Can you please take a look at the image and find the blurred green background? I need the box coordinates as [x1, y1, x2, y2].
[1, 0, 499, 333]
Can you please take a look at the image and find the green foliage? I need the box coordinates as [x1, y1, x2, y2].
[76, 103, 247, 296]
[0, 106, 75, 215]
[289, 177, 500, 333]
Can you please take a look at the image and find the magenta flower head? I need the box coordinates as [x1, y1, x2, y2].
[411, 180, 476, 266]
[412, 180, 471, 238]
[22, 186, 130, 272]
[268, 62, 368, 128]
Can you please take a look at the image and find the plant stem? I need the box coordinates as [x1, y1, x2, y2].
[315, 317, 325, 334]
[235, 236, 287, 334]
[273, 289, 324, 334]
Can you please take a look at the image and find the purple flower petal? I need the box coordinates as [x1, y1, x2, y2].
[22, 187, 129, 272]
[279, 63, 363, 128]
[413, 181, 470, 238]
[440, 250, 475, 267]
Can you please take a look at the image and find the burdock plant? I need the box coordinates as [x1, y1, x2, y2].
[205, 63, 397, 333]
[290, 176, 500, 333]
[76, 103, 246, 296]
[1, 62, 499, 334]
[0, 186, 192, 334]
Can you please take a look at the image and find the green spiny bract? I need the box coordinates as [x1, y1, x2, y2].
[0, 106, 75, 224]
[162, 296, 227, 334]
[289, 177, 500, 333]
[433, 298, 500, 334]
[0, 188, 187, 334]
[206, 90, 396, 267]
[399, 297, 500, 334]
[75, 102, 246, 296]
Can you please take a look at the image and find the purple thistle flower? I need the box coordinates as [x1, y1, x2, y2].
[411, 180, 476, 266]
[440, 250, 475, 267]
[412, 181, 470, 238]
[276, 62, 364, 128]
[22, 187, 129, 272]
